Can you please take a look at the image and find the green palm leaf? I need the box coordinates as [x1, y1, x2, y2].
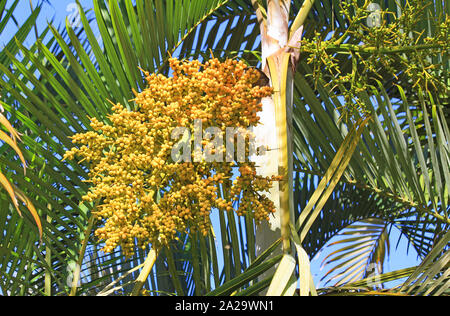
[319, 218, 390, 287]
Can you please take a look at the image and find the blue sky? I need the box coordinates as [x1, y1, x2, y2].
[1, 0, 422, 291]
[1, 0, 95, 48]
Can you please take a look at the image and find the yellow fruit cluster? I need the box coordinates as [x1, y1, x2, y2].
[64, 57, 278, 257]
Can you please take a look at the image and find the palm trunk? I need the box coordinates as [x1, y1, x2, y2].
[253, 0, 308, 257]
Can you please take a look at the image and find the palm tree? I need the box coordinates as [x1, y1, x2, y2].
[0, 0, 448, 296]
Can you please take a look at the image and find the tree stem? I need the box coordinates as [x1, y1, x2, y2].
[69, 214, 95, 296]
[131, 247, 158, 296]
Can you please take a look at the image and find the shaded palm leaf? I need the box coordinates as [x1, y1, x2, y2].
[292, 60, 448, 259]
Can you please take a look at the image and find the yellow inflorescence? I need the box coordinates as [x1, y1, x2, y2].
[64, 57, 278, 257]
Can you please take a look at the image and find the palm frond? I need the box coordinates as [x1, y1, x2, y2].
[319, 218, 390, 287]
[292, 54, 448, 259]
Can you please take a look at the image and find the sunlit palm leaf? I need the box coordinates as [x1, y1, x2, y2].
[399, 230, 450, 296]
[319, 218, 389, 287]
[0, 3, 45, 284]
